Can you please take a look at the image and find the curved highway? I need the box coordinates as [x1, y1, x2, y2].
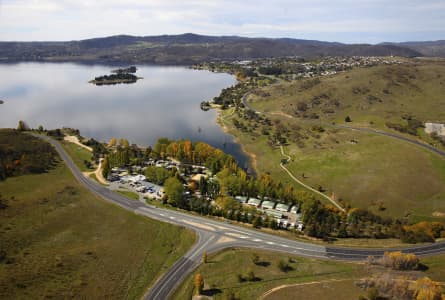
[335, 125, 445, 159]
[34, 134, 445, 300]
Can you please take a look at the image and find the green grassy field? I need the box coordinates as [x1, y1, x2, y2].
[61, 141, 94, 172]
[284, 132, 445, 219]
[0, 163, 195, 299]
[420, 254, 445, 281]
[116, 190, 140, 200]
[172, 249, 365, 300]
[222, 61, 445, 220]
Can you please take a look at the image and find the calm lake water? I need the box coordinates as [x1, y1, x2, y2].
[0, 63, 251, 169]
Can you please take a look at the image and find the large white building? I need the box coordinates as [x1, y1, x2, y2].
[425, 123, 445, 137]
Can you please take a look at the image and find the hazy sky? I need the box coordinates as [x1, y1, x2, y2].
[0, 0, 444, 43]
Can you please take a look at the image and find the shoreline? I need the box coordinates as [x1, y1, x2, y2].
[215, 108, 258, 174]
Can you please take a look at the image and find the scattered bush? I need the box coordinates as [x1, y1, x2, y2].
[381, 251, 419, 270]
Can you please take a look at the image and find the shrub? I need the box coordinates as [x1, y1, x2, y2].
[381, 251, 419, 270]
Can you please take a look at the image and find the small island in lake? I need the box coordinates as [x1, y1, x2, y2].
[89, 66, 142, 85]
[0, 100, 4, 104]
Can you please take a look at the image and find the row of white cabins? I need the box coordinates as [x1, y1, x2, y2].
[234, 196, 303, 230]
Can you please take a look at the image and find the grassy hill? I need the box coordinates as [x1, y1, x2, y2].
[0, 131, 195, 299]
[249, 60, 445, 126]
[0, 33, 423, 65]
[223, 60, 445, 220]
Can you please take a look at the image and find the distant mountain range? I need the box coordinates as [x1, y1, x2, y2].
[381, 40, 445, 57]
[0, 33, 444, 65]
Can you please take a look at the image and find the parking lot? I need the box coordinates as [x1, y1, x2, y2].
[109, 179, 164, 200]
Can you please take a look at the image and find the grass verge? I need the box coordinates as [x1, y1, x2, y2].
[116, 190, 140, 201]
[61, 140, 94, 172]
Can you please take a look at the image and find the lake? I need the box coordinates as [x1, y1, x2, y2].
[0, 63, 251, 169]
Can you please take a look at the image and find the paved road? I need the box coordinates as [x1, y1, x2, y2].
[336, 125, 445, 159]
[34, 134, 445, 300]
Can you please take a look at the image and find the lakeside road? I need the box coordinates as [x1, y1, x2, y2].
[33, 134, 445, 300]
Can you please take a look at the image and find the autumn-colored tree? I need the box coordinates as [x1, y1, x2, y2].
[184, 140, 192, 161]
[194, 273, 204, 295]
[359, 273, 444, 300]
[188, 180, 198, 192]
[119, 138, 129, 148]
[402, 222, 445, 243]
[382, 251, 419, 270]
[412, 277, 443, 300]
[108, 137, 117, 147]
[202, 251, 207, 263]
